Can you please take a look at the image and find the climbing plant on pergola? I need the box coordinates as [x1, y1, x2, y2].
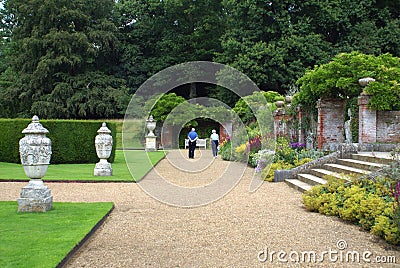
[293, 51, 400, 111]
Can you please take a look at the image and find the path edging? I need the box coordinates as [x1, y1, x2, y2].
[56, 203, 115, 268]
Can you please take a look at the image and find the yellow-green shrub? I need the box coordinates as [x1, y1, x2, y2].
[339, 185, 366, 222]
[303, 177, 345, 215]
[293, 157, 312, 166]
[302, 177, 400, 245]
[371, 214, 400, 245]
[358, 194, 386, 229]
[261, 160, 293, 182]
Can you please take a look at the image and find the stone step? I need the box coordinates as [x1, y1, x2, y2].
[284, 152, 393, 193]
[351, 153, 393, 165]
[337, 158, 386, 172]
[309, 168, 352, 181]
[324, 163, 371, 176]
[297, 173, 327, 186]
[285, 179, 312, 193]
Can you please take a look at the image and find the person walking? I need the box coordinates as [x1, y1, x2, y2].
[210, 129, 219, 158]
[188, 128, 198, 159]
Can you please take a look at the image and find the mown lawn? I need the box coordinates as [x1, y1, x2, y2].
[0, 201, 114, 268]
[0, 150, 166, 182]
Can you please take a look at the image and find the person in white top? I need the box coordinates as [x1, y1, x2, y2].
[210, 129, 219, 158]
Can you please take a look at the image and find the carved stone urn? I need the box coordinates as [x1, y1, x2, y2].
[94, 122, 113, 176]
[146, 115, 156, 136]
[275, 100, 285, 110]
[358, 77, 375, 87]
[18, 115, 53, 212]
[145, 116, 157, 151]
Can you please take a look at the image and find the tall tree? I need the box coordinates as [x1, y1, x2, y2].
[215, 0, 400, 95]
[115, 0, 225, 96]
[297, 0, 400, 56]
[0, 0, 129, 118]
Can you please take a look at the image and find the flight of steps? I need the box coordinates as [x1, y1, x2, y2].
[285, 153, 392, 193]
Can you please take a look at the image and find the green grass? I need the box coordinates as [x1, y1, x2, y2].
[0, 201, 114, 268]
[0, 150, 166, 182]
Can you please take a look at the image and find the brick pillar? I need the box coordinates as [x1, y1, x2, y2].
[219, 121, 232, 142]
[296, 106, 305, 144]
[358, 94, 376, 144]
[317, 99, 345, 150]
[160, 125, 173, 148]
[273, 109, 287, 138]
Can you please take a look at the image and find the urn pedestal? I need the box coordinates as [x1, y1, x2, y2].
[94, 123, 113, 176]
[18, 116, 53, 212]
[145, 116, 157, 151]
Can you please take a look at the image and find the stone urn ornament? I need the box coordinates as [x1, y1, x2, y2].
[358, 77, 375, 87]
[94, 122, 113, 176]
[275, 100, 285, 110]
[146, 115, 156, 136]
[285, 95, 292, 106]
[18, 115, 53, 212]
[145, 116, 157, 151]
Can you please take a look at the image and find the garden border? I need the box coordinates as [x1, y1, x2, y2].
[56, 203, 115, 268]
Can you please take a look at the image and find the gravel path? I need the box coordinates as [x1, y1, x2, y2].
[1, 149, 399, 267]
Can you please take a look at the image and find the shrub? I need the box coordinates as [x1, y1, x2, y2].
[339, 185, 366, 222]
[219, 138, 232, 161]
[252, 149, 274, 171]
[302, 176, 400, 245]
[274, 137, 298, 164]
[261, 160, 293, 182]
[371, 214, 400, 245]
[233, 91, 281, 124]
[0, 119, 116, 164]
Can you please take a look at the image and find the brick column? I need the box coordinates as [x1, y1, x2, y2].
[219, 121, 232, 142]
[358, 94, 376, 144]
[317, 99, 345, 150]
[296, 106, 305, 144]
[273, 109, 288, 138]
[160, 125, 173, 148]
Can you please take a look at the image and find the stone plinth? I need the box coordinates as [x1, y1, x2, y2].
[94, 159, 113, 176]
[18, 179, 52, 212]
[145, 135, 157, 151]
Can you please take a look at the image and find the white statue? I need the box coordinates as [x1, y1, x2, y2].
[344, 108, 352, 144]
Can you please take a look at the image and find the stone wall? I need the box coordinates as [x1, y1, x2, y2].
[273, 102, 305, 144]
[275, 94, 400, 151]
[376, 111, 400, 143]
[358, 94, 400, 145]
[316, 99, 345, 151]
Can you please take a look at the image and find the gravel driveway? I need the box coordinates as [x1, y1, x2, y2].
[1, 149, 399, 267]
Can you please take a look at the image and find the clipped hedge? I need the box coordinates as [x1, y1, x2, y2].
[0, 119, 116, 164]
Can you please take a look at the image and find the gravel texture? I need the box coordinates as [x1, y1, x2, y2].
[1, 149, 399, 267]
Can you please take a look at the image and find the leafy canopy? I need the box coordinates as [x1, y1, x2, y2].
[295, 52, 400, 111]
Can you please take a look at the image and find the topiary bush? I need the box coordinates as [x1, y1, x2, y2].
[0, 119, 116, 164]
